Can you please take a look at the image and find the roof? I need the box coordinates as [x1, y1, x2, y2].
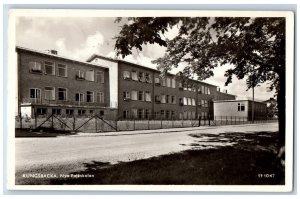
[87, 54, 219, 88]
[16, 46, 109, 70]
[213, 99, 267, 104]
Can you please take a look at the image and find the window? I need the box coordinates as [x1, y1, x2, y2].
[188, 84, 192, 91]
[145, 109, 150, 119]
[44, 61, 55, 75]
[131, 109, 138, 119]
[131, 90, 138, 100]
[238, 103, 245, 111]
[166, 95, 170, 103]
[138, 91, 144, 101]
[183, 111, 188, 120]
[179, 112, 183, 120]
[145, 92, 151, 102]
[96, 71, 104, 83]
[58, 64, 67, 77]
[123, 71, 131, 79]
[66, 109, 74, 116]
[52, 108, 61, 115]
[123, 110, 130, 119]
[171, 96, 176, 104]
[75, 93, 84, 103]
[171, 78, 176, 88]
[29, 61, 42, 73]
[200, 100, 204, 107]
[138, 109, 144, 119]
[36, 108, 47, 115]
[161, 110, 165, 119]
[131, 71, 138, 81]
[138, 72, 145, 82]
[201, 86, 205, 94]
[123, 91, 130, 100]
[183, 97, 187, 105]
[58, 88, 67, 101]
[205, 87, 208, 94]
[166, 77, 171, 87]
[207, 88, 211, 95]
[161, 95, 166, 103]
[145, 73, 152, 83]
[166, 110, 170, 119]
[191, 111, 196, 119]
[85, 70, 94, 81]
[89, 110, 94, 114]
[96, 92, 104, 103]
[78, 109, 86, 116]
[187, 97, 192, 105]
[45, 87, 55, 100]
[155, 77, 160, 85]
[86, 91, 94, 103]
[161, 78, 166, 87]
[178, 82, 183, 88]
[76, 70, 85, 80]
[155, 95, 160, 103]
[171, 111, 175, 119]
[30, 88, 41, 100]
[192, 98, 196, 106]
[183, 83, 188, 91]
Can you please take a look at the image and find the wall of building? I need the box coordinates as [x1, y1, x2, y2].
[89, 57, 119, 108]
[213, 100, 249, 119]
[17, 49, 110, 116]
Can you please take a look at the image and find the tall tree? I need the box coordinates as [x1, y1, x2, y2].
[114, 17, 286, 149]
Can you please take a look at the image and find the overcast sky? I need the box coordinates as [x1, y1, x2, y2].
[16, 17, 276, 101]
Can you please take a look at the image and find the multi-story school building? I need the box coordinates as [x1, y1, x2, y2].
[17, 46, 237, 120]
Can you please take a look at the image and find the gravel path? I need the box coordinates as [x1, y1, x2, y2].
[15, 123, 278, 177]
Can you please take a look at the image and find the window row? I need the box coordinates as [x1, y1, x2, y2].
[154, 77, 176, 88]
[123, 70, 152, 83]
[180, 97, 196, 106]
[198, 100, 209, 108]
[178, 82, 211, 95]
[123, 91, 151, 102]
[35, 107, 105, 116]
[155, 95, 176, 104]
[29, 88, 104, 103]
[29, 61, 104, 83]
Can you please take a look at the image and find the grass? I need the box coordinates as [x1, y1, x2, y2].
[15, 128, 75, 137]
[48, 131, 284, 185]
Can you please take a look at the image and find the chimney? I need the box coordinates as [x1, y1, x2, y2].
[46, 49, 58, 55]
[218, 87, 220, 92]
[50, 50, 58, 55]
[225, 90, 227, 93]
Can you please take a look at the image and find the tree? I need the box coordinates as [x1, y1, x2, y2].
[114, 17, 286, 150]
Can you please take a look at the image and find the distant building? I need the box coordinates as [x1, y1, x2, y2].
[213, 100, 267, 121]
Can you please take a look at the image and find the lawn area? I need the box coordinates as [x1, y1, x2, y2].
[15, 128, 75, 137]
[50, 131, 284, 185]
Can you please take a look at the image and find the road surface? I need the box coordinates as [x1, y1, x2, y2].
[15, 123, 278, 180]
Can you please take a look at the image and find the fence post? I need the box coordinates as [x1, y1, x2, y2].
[172, 116, 174, 128]
[133, 118, 135, 131]
[215, 116, 216, 126]
[182, 117, 183, 127]
[160, 115, 163, 129]
[34, 110, 37, 129]
[51, 113, 54, 129]
[148, 116, 150, 130]
[19, 112, 22, 129]
[198, 116, 201, 127]
[73, 115, 76, 131]
[95, 116, 97, 133]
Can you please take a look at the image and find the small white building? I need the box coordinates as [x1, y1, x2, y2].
[213, 100, 267, 121]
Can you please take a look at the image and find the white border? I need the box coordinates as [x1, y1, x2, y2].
[7, 9, 294, 192]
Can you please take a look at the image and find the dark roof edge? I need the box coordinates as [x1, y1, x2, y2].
[16, 46, 109, 70]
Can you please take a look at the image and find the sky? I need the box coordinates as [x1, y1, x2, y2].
[15, 17, 276, 101]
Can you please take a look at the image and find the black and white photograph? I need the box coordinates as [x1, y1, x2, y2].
[6, 9, 294, 191]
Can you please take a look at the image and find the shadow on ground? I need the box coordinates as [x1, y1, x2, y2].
[47, 131, 284, 185]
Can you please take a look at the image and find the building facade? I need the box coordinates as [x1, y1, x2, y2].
[87, 54, 236, 120]
[213, 100, 267, 121]
[17, 47, 117, 118]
